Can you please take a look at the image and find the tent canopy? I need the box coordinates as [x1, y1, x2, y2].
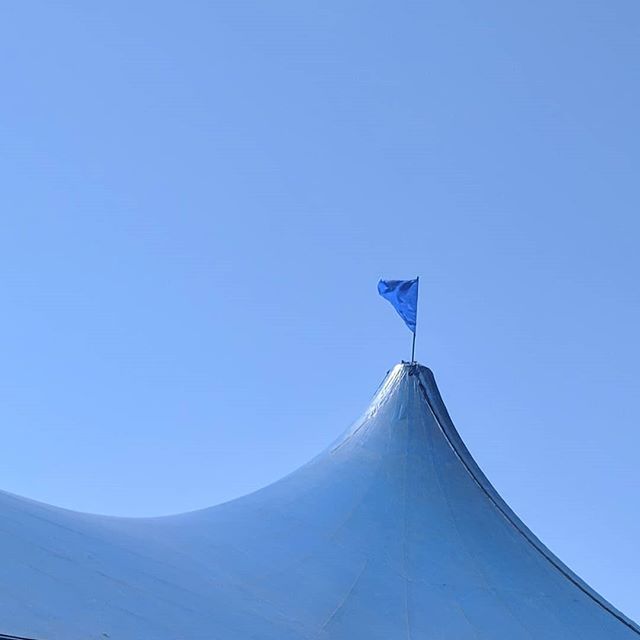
[1, 363, 637, 639]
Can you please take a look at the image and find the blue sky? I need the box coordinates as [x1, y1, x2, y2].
[1, 0, 639, 620]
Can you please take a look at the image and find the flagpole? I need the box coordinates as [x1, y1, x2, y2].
[411, 276, 419, 363]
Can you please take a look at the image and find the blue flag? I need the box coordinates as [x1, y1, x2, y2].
[377, 278, 419, 333]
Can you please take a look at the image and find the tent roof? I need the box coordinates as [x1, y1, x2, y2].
[1, 363, 638, 639]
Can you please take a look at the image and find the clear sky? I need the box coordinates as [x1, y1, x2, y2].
[1, 0, 639, 621]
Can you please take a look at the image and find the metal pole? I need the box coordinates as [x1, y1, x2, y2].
[412, 276, 419, 363]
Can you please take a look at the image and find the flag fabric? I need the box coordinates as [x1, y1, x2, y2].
[377, 278, 418, 333]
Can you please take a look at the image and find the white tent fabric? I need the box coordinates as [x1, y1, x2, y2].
[0, 363, 638, 639]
